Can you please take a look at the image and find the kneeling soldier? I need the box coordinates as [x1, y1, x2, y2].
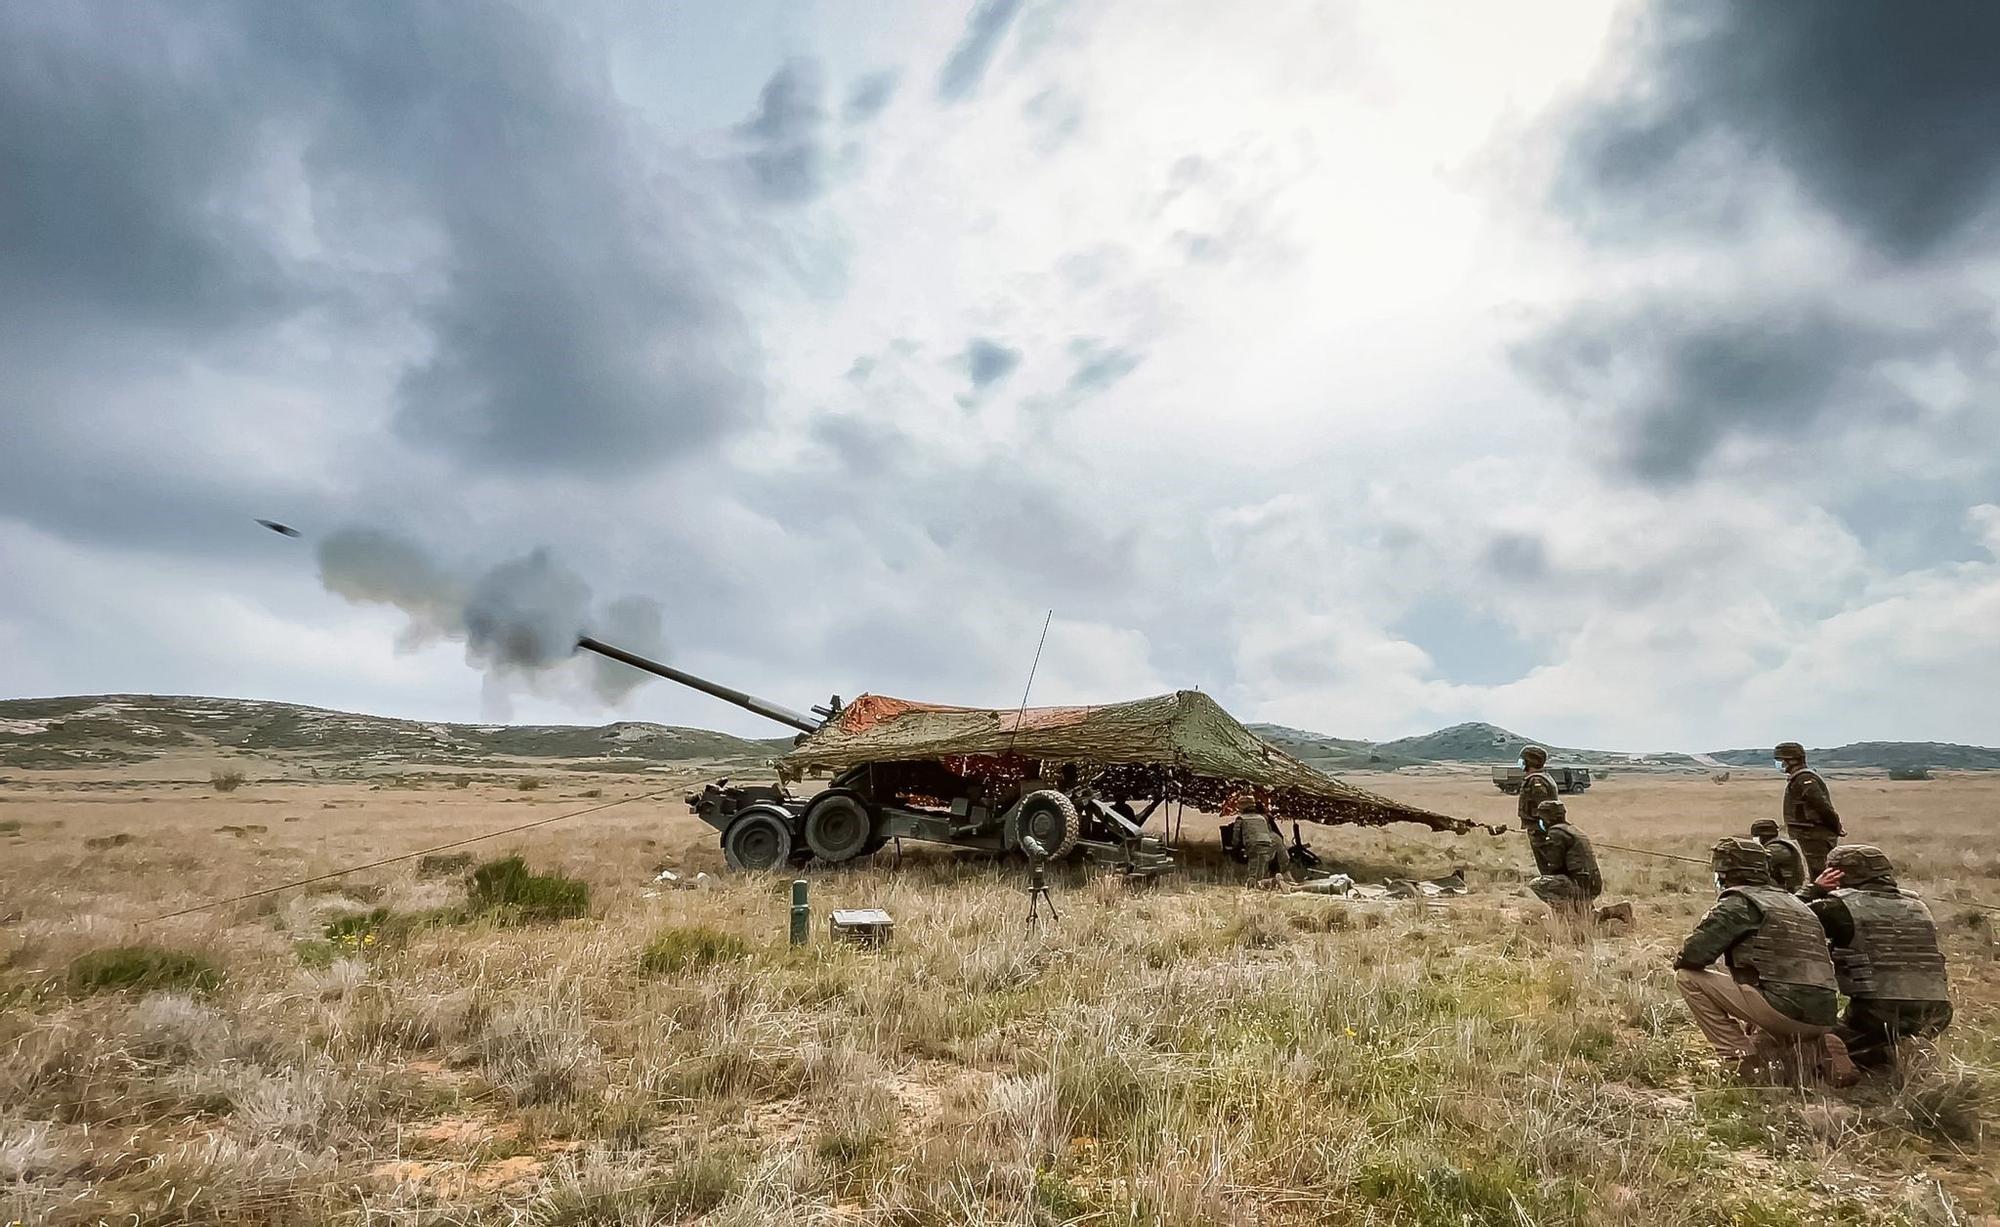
[1527, 800, 1601, 923]
[1800, 844, 1953, 1070]
[1750, 818, 1809, 891]
[1675, 837, 1849, 1081]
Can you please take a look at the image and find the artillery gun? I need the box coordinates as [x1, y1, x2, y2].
[575, 637, 1489, 875]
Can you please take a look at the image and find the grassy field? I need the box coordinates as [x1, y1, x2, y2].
[0, 764, 1995, 1224]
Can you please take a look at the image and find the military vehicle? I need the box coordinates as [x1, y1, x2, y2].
[1491, 764, 1593, 795]
[576, 636, 1493, 874]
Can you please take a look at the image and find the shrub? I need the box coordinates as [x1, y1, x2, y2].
[416, 851, 476, 878]
[324, 907, 390, 954]
[68, 945, 223, 996]
[0, 819, 22, 835]
[639, 925, 750, 976]
[83, 832, 134, 851]
[211, 768, 246, 792]
[1895, 1069, 1987, 1144]
[469, 855, 590, 922]
[516, 777, 543, 792]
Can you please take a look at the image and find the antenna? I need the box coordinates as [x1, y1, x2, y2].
[1004, 609, 1053, 759]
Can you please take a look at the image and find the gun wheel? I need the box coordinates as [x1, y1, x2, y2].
[1008, 789, 1080, 860]
[723, 810, 795, 871]
[803, 791, 875, 863]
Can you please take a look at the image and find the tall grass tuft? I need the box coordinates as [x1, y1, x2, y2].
[469, 854, 590, 922]
[210, 767, 247, 792]
[639, 925, 751, 976]
[67, 945, 223, 996]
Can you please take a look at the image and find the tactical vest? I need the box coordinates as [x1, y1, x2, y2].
[1720, 885, 1838, 991]
[1783, 769, 1834, 831]
[1517, 771, 1557, 825]
[1764, 837, 1808, 889]
[1550, 825, 1601, 895]
[1830, 888, 1949, 1002]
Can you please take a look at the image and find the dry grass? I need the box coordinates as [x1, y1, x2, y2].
[0, 764, 1995, 1224]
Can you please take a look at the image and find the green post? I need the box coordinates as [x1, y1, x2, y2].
[790, 879, 810, 946]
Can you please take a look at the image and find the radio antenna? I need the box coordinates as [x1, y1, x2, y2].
[1004, 609, 1054, 759]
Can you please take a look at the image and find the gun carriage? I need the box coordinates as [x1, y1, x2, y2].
[575, 637, 1488, 875]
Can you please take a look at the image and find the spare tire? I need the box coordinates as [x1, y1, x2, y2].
[1007, 789, 1080, 860]
[722, 809, 795, 871]
[803, 790, 875, 863]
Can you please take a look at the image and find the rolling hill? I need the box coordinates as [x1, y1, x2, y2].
[4, 694, 1993, 776]
[0, 694, 788, 773]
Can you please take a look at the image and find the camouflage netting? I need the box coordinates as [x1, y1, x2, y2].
[779, 691, 1500, 835]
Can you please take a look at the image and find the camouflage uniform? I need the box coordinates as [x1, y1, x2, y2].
[1235, 810, 1291, 882]
[1527, 800, 1601, 919]
[1776, 742, 1842, 877]
[1675, 838, 1839, 1064]
[1516, 747, 1560, 875]
[1750, 818, 1809, 892]
[1799, 845, 1952, 1068]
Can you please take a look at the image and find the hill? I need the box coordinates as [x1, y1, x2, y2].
[0, 694, 786, 773]
[1707, 741, 2000, 772]
[6, 695, 1994, 777]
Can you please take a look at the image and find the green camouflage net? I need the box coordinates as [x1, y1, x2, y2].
[778, 690, 1499, 835]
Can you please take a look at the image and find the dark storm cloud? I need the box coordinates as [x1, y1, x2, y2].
[1066, 338, 1142, 395]
[0, 3, 760, 490]
[1481, 532, 1550, 581]
[963, 337, 1023, 389]
[0, 8, 298, 332]
[843, 70, 901, 123]
[1561, 3, 2000, 259]
[1516, 299, 1994, 483]
[937, 0, 1025, 103]
[737, 59, 830, 203]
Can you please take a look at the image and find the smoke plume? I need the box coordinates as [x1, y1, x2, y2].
[317, 527, 664, 707]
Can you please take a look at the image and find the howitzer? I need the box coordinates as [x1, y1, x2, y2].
[573, 635, 1173, 874]
[573, 635, 1484, 875]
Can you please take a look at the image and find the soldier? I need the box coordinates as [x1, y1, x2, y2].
[1775, 741, 1843, 877]
[1527, 800, 1601, 926]
[1750, 818, 1809, 891]
[1673, 837, 1847, 1080]
[1798, 845, 1952, 1070]
[1516, 745, 1560, 874]
[1227, 790, 1290, 884]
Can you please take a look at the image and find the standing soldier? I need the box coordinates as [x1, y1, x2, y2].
[1775, 741, 1843, 878]
[1527, 800, 1602, 929]
[1673, 838, 1848, 1081]
[1750, 818, 1809, 891]
[1799, 845, 1952, 1070]
[1516, 745, 1560, 873]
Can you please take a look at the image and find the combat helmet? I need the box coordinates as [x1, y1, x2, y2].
[1748, 818, 1781, 840]
[1520, 744, 1549, 768]
[1825, 844, 1898, 889]
[1535, 799, 1567, 823]
[1710, 836, 1772, 886]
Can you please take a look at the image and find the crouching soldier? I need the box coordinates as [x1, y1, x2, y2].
[1674, 838, 1851, 1082]
[1527, 800, 1601, 926]
[1226, 791, 1291, 885]
[1799, 845, 1952, 1070]
[1750, 818, 1809, 891]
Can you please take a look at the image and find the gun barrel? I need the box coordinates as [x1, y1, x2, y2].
[575, 636, 820, 733]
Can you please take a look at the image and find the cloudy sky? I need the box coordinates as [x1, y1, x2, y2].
[4, 1, 1998, 752]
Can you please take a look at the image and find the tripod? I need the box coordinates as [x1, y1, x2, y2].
[1025, 858, 1060, 925]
